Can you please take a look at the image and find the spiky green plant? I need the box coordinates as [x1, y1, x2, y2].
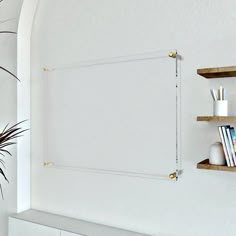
[0, 15, 19, 81]
[0, 30, 19, 80]
[0, 0, 25, 198]
[0, 121, 27, 199]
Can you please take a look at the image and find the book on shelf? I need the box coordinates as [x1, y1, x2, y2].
[229, 127, 236, 153]
[222, 126, 235, 166]
[226, 128, 236, 166]
[218, 126, 231, 167]
[218, 125, 236, 167]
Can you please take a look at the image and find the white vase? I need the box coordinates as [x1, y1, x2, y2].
[209, 142, 225, 165]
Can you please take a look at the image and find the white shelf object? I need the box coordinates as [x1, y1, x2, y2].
[61, 232, 82, 236]
[9, 209, 148, 236]
[9, 218, 60, 236]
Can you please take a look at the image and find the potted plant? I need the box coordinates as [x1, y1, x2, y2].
[0, 122, 27, 198]
[0, 13, 26, 198]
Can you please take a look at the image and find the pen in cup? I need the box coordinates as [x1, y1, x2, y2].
[210, 89, 217, 101]
[210, 87, 226, 101]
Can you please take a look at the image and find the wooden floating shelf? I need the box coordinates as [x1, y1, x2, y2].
[197, 66, 236, 79]
[197, 116, 236, 122]
[197, 159, 236, 172]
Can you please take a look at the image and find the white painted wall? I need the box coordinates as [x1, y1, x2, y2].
[30, 1, 236, 236]
[0, 0, 23, 235]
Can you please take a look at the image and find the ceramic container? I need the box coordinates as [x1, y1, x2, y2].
[209, 142, 225, 165]
[213, 100, 228, 116]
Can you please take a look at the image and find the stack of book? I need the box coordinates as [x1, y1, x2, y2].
[218, 125, 236, 167]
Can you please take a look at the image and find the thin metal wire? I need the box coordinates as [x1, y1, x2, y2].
[175, 51, 179, 180]
[175, 52, 182, 180]
[43, 49, 177, 71]
[47, 164, 174, 181]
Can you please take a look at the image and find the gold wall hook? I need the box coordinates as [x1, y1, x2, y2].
[168, 52, 177, 58]
[169, 172, 177, 179]
[43, 162, 54, 167]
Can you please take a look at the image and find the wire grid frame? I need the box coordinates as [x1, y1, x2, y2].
[41, 49, 181, 181]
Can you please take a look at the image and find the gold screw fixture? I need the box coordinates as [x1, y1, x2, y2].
[169, 172, 177, 179]
[43, 162, 54, 167]
[168, 52, 177, 58]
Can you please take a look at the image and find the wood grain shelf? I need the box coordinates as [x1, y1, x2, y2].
[197, 159, 236, 172]
[197, 116, 236, 122]
[197, 66, 236, 78]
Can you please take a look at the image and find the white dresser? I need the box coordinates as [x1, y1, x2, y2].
[9, 209, 149, 236]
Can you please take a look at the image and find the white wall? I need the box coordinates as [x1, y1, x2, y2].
[0, 0, 23, 235]
[31, 1, 236, 236]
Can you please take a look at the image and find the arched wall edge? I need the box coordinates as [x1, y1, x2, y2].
[17, 0, 39, 213]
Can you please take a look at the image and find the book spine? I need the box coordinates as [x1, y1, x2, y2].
[226, 128, 236, 166]
[222, 126, 234, 167]
[218, 126, 230, 167]
[230, 127, 236, 153]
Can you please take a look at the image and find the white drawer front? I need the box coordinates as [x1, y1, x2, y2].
[9, 218, 60, 236]
[61, 231, 83, 236]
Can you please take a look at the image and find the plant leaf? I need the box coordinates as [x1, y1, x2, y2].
[0, 120, 28, 199]
[0, 66, 20, 81]
[0, 31, 16, 34]
[0, 149, 12, 156]
[0, 159, 5, 169]
[0, 184, 3, 200]
[1, 123, 9, 134]
[1, 120, 27, 134]
[0, 18, 16, 25]
[0, 168, 8, 183]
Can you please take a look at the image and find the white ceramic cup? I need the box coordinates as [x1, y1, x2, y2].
[213, 100, 228, 116]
